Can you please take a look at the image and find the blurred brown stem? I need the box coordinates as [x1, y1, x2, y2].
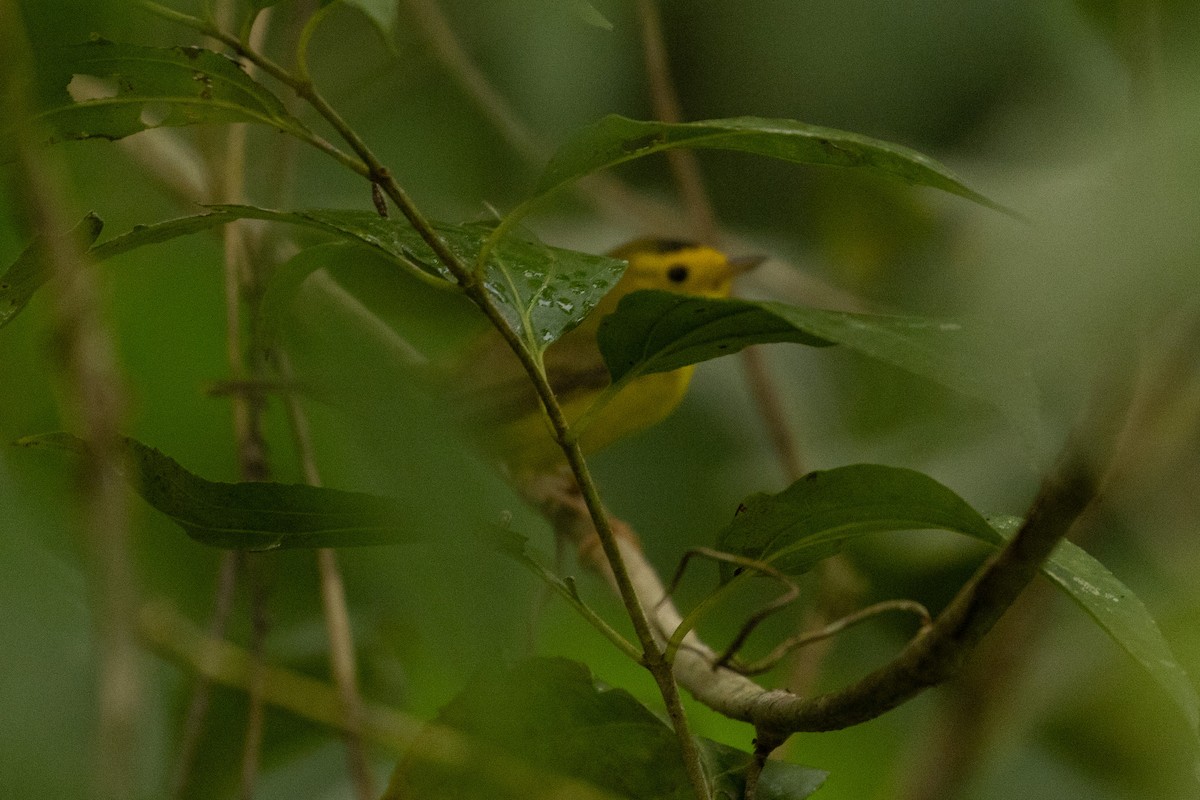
[634, 0, 719, 245]
[280, 350, 376, 800]
[2, 5, 138, 798]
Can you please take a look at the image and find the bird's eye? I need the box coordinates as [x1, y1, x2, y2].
[666, 264, 690, 284]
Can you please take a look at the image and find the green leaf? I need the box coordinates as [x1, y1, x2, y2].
[15, 432, 416, 550]
[569, 0, 614, 30]
[716, 464, 997, 581]
[2, 205, 626, 348]
[208, 206, 628, 349]
[35, 39, 311, 143]
[717, 465, 1200, 746]
[389, 657, 826, 800]
[535, 115, 1014, 214]
[598, 291, 1043, 447]
[341, 0, 399, 30]
[988, 516, 1200, 746]
[0, 214, 103, 328]
[472, 227, 627, 351]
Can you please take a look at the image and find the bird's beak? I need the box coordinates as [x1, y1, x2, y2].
[727, 253, 767, 276]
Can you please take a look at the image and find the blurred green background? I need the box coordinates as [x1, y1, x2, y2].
[2, 0, 1199, 798]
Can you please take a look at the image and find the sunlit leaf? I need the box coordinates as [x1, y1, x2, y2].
[598, 291, 1043, 447]
[387, 657, 826, 800]
[717, 465, 1199, 745]
[15, 432, 416, 550]
[35, 39, 311, 143]
[0, 214, 103, 329]
[534, 115, 1014, 214]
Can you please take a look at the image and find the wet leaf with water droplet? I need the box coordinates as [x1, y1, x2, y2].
[716, 466, 1199, 747]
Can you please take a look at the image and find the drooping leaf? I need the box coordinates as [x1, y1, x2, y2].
[716, 464, 1199, 746]
[598, 291, 1043, 447]
[15, 432, 416, 550]
[988, 516, 1200, 746]
[387, 657, 826, 800]
[716, 464, 997, 581]
[0, 214, 103, 328]
[35, 39, 311, 143]
[532, 115, 1012, 216]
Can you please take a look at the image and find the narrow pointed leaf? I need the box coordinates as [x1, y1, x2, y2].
[35, 39, 312, 143]
[389, 657, 826, 800]
[534, 115, 1014, 215]
[717, 464, 1199, 745]
[0, 214, 103, 328]
[208, 206, 627, 348]
[16, 432, 415, 549]
[988, 516, 1200, 745]
[716, 464, 997, 581]
[3, 204, 626, 347]
[598, 291, 1042, 446]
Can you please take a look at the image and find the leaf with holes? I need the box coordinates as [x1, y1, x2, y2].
[35, 39, 311, 143]
[0, 214, 104, 328]
[2, 205, 626, 349]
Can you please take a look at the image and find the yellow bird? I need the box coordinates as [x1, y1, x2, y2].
[452, 238, 762, 475]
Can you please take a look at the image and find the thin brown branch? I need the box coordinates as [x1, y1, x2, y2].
[634, 0, 719, 245]
[279, 350, 376, 800]
[171, 551, 240, 798]
[738, 599, 932, 677]
[401, 0, 544, 165]
[896, 315, 1192, 800]
[740, 346, 806, 481]
[539, 357, 1131, 741]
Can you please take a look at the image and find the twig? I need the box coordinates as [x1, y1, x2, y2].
[660, 547, 800, 667]
[145, 7, 710, 795]
[278, 350, 376, 800]
[401, 0, 544, 165]
[207, 7, 277, 796]
[539, 353, 1131, 738]
[896, 314, 1191, 800]
[634, 0, 719, 245]
[170, 551, 240, 798]
[737, 599, 932, 677]
[140, 601, 625, 800]
[2, 6, 138, 798]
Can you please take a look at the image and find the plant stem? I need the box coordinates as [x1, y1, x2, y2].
[279, 350, 376, 800]
[634, 0, 718, 245]
[170, 550, 241, 798]
[2, 7, 139, 799]
[140, 601, 624, 800]
[148, 10, 710, 793]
